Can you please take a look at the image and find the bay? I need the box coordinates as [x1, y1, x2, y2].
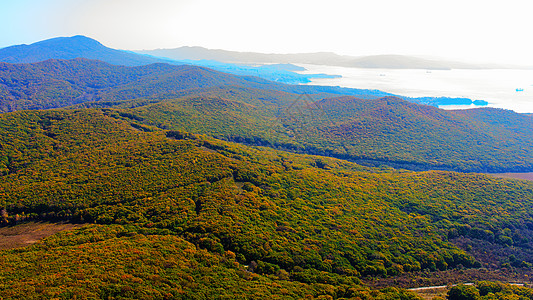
[296, 64, 533, 113]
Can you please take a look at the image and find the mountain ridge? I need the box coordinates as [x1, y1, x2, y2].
[138, 46, 533, 70]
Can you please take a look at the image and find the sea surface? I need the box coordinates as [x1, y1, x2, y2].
[296, 64, 533, 114]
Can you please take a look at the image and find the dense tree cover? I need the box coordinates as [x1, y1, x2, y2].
[1, 108, 533, 291]
[1, 55, 533, 299]
[448, 284, 481, 300]
[447, 281, 533, 300]
[2, 59, 533, 172]
[0, 58, 379, 113]
[0, 59, 254, 112]
[0, 224, 424, 299]
[110, 90, 533, 172]
[307, 97, 533, 172]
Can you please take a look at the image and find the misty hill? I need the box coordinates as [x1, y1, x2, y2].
[0, 35, 171, 66]
[345, 55, 519, 69]
[0, 58, 393, 112]
[348, 55, 453, 69]
[138, 46, 349, 66]
[139, 46, 529, 70]
[0, 58, 251, 111]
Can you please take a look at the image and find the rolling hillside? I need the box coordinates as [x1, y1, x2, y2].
[0, 58, 391, 112]
[2, 108, 533, 298]
[1, 36, 533, 299]
[83, 88, 533, 172]
[1, 59, 532, 172]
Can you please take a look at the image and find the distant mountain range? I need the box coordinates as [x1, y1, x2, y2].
[0, 36, 339, 84]
[0, 36, 489, 108]
[2, 35, 520, 75]
[138, 46, 533, 70]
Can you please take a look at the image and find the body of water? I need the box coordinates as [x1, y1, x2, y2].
[296, 64, 533, 113]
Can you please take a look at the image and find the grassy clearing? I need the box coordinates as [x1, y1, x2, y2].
[0, 222, 81, 250]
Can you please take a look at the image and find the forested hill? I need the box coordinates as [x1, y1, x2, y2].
[1, 108, 533, 298]
[0, 58, 264, 111]
[84, 93, 533, 172]
[1, 59, 532, 172]
[0, 35, 170, 66]
[0, 58, 390, 112]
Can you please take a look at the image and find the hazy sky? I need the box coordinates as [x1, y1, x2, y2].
[1, 0, 532, 65]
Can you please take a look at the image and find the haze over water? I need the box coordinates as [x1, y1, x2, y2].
[298, 64, 533, 114]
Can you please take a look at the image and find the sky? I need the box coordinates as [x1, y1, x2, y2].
[1, 0, 532, 65]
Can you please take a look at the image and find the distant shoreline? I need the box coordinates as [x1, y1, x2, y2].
[295, 64, 533, 114]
